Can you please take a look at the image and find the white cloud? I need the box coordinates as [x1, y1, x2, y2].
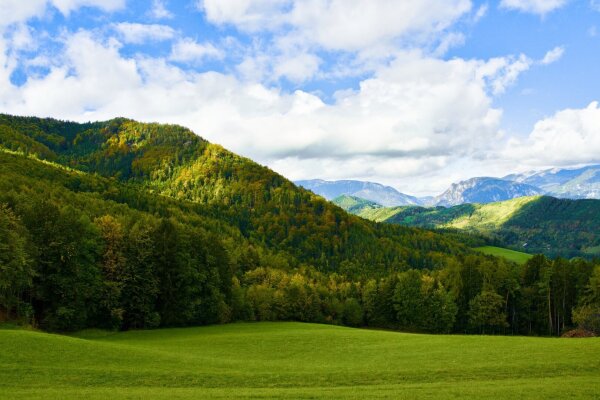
[200, 0, 472, 51]
[113, 22, 175, 44]
[505, 102, 600, 167]
[473, 4, 489, 22]
[169, 38, 223, 63]
[0, 0, 47, 27]
[0, 0, 126, 26]
[540, 46, 564, 65]
[433, 32, 466, 56]
[273, 53, 320, 82]
[500, 0, 568, 15]
[50, 0, 125, 15]
[477, 54, 533, 95]
[149, 0, 173, 19]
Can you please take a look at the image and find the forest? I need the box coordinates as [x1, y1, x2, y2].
[0, 114, 599, 336]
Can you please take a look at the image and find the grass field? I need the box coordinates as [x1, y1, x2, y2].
[475, 245, 534, 265]
[1, 322, 599, 399]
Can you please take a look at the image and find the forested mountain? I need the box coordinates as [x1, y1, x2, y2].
[336, 195, 600, 259]
[0, 114, 464, 274]
[296, 179, 422, 206]
[0, 114, 598, 337]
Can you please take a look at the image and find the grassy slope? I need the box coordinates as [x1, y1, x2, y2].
[443, 196, 539, 230]
[1, 323, 599, 399]
[475, 246, 533, 265]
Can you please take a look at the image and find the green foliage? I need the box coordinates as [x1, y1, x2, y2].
[0, 204, 34, 320]
[468, 291, 508, 333]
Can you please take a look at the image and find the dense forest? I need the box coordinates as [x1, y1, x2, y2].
[0, 114, 598, 336]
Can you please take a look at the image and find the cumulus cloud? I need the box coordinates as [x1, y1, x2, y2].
[500, 0, 568, 15]
[200, 0, 472, 51]
[540, 46, 564, 65]
[505, 102, 600, 166]
[113, 22, 175, 44]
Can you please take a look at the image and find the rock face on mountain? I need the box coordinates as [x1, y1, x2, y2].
[504, 165, 600, 199]
[434, 177, 544, 207]
[295, 179, 422, 206]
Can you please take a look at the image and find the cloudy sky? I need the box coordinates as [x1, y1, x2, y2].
[1, 0, 599, 195]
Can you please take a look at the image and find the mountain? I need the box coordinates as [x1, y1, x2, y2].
[505, 165, 600, 199]
[434, 177, 544, 207]
[295, 179, 422, 206]
[0, 113, 472, 275]
[336, 194, 600, 259]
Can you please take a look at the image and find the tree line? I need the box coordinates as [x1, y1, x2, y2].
[1, 199, 598, 335]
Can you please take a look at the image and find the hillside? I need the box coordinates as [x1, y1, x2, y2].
[337, 194, 600, 258]
[1, 323, 599, 399]
[0, 114, 465, 273]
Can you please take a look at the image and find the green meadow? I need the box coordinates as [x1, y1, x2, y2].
[475, 246, 534, 265]
[1, 322, 599, 399]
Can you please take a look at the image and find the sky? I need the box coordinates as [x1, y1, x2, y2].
[0, 0, 599, 195]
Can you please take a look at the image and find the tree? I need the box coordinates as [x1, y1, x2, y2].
[468, 291, 508, 334]
[122, 220, 160, 329]
[95, 215, 127, 329]
[393, 270, 422, 330]
[342, 298, 363, 327]
[0, 204, 34, 320]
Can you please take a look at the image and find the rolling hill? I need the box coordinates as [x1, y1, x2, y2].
[1, 322, 599, 399]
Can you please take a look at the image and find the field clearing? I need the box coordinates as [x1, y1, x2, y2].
[1, 322, 599, 399]
[475, 245, 534, 264]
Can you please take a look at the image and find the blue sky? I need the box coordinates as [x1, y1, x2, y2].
[1, 0, 599, 195]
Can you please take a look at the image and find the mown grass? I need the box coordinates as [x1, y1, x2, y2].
[1, 322, 599, 399]
[475, 245, 534, 265]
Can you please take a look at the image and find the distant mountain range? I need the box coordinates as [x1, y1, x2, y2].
[295, 179, 422, 206]
[504, 165, 600, 199]
[297, 164, 600, 207]
[434, 177, 544, 207]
